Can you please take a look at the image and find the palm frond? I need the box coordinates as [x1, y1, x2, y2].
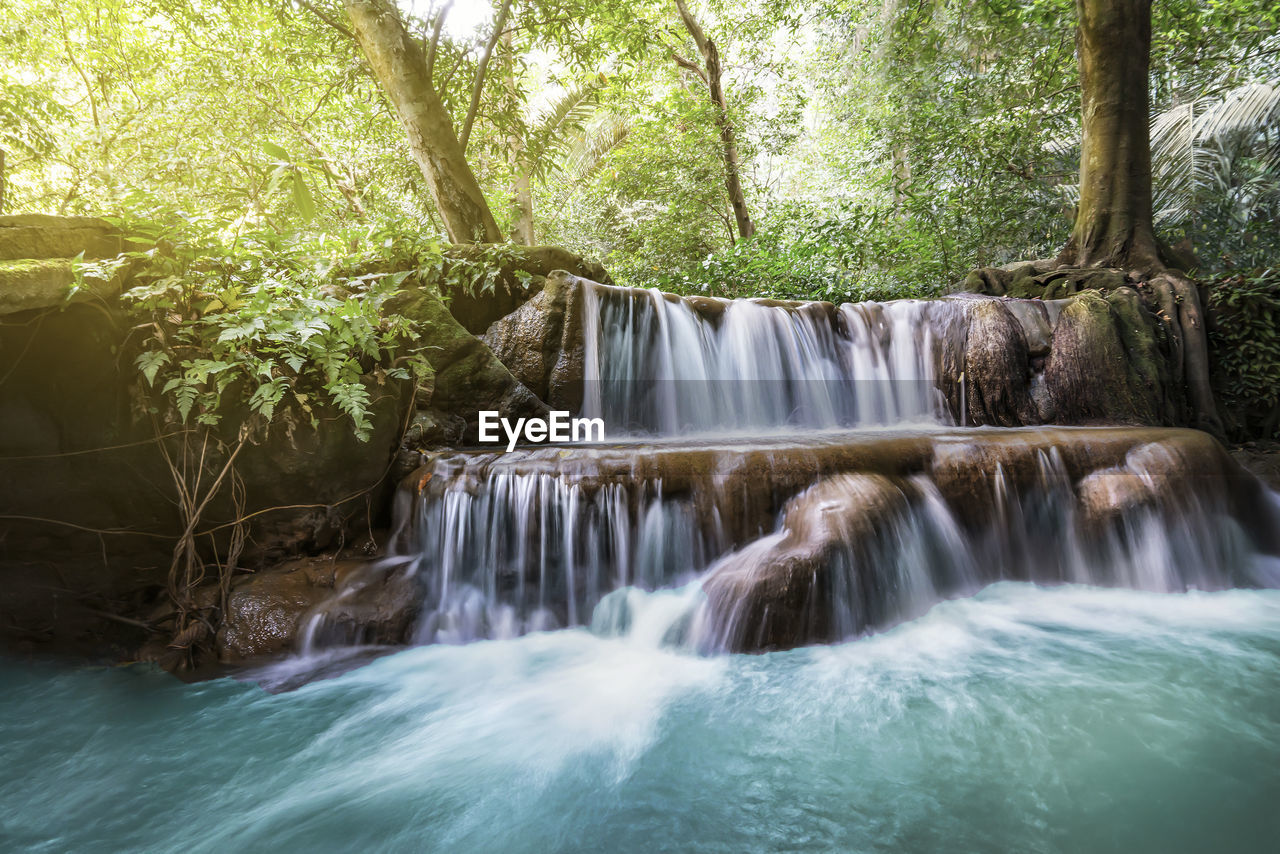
[1151, 79, 1280, 228]
[564, 110, 631, 180]
[523, 76, 607, 176]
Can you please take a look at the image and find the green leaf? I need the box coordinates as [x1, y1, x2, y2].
[261, 140, 290, 162]
[292, 172, 316, 222]
[134, 351, 170, 386]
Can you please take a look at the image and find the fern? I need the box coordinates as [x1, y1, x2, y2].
[120, 228, 439, 440]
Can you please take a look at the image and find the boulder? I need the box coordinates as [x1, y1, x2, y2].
[701, 474, 911, 651]
[216, 557, 340, 660]
[1042, 289, 1167, 425]
[962, 299, 1039, 427]
[393, 281, 547, 443]
[0, 214, 125, 261]
[482, 270, 591, 411]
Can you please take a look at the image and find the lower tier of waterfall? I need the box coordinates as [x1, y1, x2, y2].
[295, 426, 1279, 655]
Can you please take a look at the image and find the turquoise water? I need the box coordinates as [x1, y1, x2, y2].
[3, 583, 1279, 853]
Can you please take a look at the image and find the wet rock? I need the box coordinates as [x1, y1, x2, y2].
[215, 555, 422, 660]
[701, 474, 912, 651]
[395, 281, 548, 442]
[1076, 468, 1158, 531]
[1002, 299, 1053, 357]
[1042, 290, 1164, 425]
[216, 558, 339, 660]
[483, 270, 592, 412]
[962, 299, 1039, 427]
[302, 568, 420, 648]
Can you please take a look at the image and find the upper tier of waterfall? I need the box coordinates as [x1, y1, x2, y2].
[578, 284, 953, 435]
[482, 274, 1169, 439]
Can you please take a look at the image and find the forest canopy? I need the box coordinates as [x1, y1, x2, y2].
[2, 0, 1279, 301]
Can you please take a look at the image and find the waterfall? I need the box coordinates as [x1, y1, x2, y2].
[298, 429, 1277, 654]
[293, 284, 1279, 658]
[580, 284, 951, 435]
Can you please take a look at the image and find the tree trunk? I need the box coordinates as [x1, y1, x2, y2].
[509, 166, 535, 245]
[1057, 0, 1221, 434]
[502, 29, 535, 245]
[1057, 0, 1160, 271]
[674, 0, 755, 241]
[344, 0, 501, 244]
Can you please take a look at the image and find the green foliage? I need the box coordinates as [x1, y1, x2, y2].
[76, 224, 450, 441]
[1152, 80, 1280, 274]
[619, 202, 947, 302]
[5, 0, 1280, 309]
[1207, 270, 1280, 441]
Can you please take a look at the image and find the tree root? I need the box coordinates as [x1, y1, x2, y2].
[959, 261, 1224, 436]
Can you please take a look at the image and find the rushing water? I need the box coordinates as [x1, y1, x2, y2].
[580, 285, 952, 434]
[3, 584, 1280, 853]
[298, 429, 1276, 651]
[9, 285, 1278, 850]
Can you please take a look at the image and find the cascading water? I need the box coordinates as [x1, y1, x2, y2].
[8, 286, 1279, 854]
[296, 427, 1279, 655]
[294, 282, 1280, 661]
[579, 284, 951, 434]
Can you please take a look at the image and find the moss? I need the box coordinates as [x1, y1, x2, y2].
[1043, 289, 1166, 425]
[0, 215, 122, 261]
[1105, 286, 1175, 423]
[0, 259, 75, 315]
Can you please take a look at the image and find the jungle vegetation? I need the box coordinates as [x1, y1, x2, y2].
[3, 0, 1279, 435]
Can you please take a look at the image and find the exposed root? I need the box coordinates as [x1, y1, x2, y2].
[959, 260, 1224, 436]
[155, 422, 251, 668]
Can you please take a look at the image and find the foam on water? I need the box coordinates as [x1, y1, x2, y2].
[2, 585, 1279, 852]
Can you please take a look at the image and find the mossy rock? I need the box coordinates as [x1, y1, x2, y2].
[389, 281, 546, 440]
[1043, 289, 1166, 425]
[0, 214, 125, 261]
[0, 258, 129, 315]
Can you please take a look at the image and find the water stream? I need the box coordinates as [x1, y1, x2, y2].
[3, 585, 1279, 852]
[6, 284, 1279, 851]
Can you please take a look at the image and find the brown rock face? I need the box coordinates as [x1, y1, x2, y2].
[215, 556, 422, 661]
[216, 558, 339, 660]
[701, 474, 911, 651]
[962, 299, 1039, 427]
[482, 270, 592, 412]
[1042, 290, 1163, 425]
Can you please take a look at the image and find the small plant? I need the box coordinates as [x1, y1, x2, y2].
[1207, 269, 1280, 441]
[75, 223, 447, 441]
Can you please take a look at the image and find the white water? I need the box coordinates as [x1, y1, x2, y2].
[580, 284, 951, 435]
[298, 432, 1275, 653]
[7, 585, 1280, 852]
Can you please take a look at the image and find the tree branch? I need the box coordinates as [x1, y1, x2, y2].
[674, 0, 709, 53]
[426, 0, 454, 81]
[295, 0, 355, 39]
[459, 0, 513, 154]
[671, 51, 708, 85]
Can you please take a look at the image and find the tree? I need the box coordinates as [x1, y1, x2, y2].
[1057, 0, 1221, 432]
[1056, 0, 1160, 271]
[343, 0, 502, 243]
[672, 0, 755, 241]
